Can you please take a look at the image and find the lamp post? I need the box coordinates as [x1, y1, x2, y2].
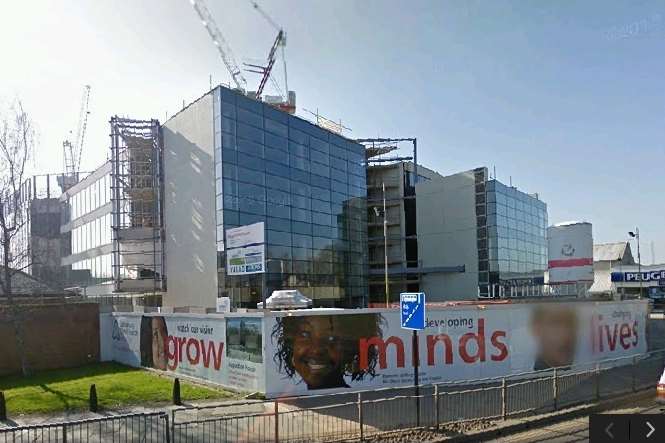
[629, 228, 642, 298]
[373, 182, 389, 308]
[383, 182, 389, 308]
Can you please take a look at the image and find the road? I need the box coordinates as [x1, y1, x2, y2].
[489, 396, 665, 442]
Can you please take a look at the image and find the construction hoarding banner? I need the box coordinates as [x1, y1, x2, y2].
[101, 300, 648, 398]
[101, 313, 264, 392]
[263, 300, 647, 397]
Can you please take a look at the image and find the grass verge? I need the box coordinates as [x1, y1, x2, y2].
[0, 362, 234, 415]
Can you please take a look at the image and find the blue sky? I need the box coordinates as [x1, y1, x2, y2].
[1, 0, 663, 261]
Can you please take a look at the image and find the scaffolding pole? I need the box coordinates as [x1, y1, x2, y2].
[110, 117, 164, 294]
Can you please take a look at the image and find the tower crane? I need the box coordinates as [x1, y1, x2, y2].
[186, 0, 295, 113]
[61, 85, 91, 190]
[188, 0, 247, 91]
[246, 1, 294, 113]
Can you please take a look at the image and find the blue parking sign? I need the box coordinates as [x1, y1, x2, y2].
[400, 292, 426, 330]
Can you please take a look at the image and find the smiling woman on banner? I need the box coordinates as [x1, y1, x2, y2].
[271, 314, 385, 390]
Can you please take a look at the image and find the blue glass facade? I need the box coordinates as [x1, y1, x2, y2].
[486, 179, 548, 283]
[213, 86, 368, 307]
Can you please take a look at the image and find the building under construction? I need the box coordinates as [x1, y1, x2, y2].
[58, 118, 165, 296]
[361, 139, 447, 304]
[3, 174, 71, 290]
[110, 118, 165, 293]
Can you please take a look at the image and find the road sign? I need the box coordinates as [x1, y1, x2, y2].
[400, 292, 426, 330]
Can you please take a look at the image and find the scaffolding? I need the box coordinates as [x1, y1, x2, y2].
[358, 138, 420, 304]
[110, 117, 164, 293]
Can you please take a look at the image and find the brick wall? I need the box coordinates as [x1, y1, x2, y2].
[0, 303, 100, 376]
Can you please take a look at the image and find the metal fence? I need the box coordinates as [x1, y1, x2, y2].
[170, 349, 665, 442]
[0, 412, 169, 443]
[2, 350, 662, 442]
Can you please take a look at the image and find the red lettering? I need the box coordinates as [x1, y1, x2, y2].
[619, 324, 631, 350]
[359, 336, 405, 369]
[459, 318, 486, 363]
[166, 336, 178, 370]
[604, 324, 619, 351]
[426, 334, 453, 366]
[177, 337, 187, 362]
[186, 338, 200, 364]
[201, 340, 224, 370]
[490, 331, 508, 361]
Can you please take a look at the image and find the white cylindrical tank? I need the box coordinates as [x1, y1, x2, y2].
[547, 221, 594, 284]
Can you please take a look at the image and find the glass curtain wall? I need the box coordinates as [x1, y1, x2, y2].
[486, 179, 548, 283]
[213, 86, 368, 308]
[62, 169, 114, 287]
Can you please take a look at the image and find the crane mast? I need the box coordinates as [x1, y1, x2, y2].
[74, 85, 91, 176]
[61, 85, 91, 190]
[189, 0, 247, 91]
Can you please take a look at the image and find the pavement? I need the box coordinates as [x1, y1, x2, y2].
[488, 396, 665, 443]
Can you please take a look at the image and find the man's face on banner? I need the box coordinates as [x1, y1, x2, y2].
[291, 316, 346, 389]
[531, 306, 578, 368]
[151, 317, 168, 370]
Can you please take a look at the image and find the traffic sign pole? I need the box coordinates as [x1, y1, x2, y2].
[413, 329, 420, 427]
[400, 292, 425, 428]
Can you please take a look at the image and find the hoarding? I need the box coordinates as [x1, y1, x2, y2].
[101, 301, 648, 399]
[101, 313, 264, 392]
[263, 301, 647, 397]
[226, 222, 265, 275]
[547, 222, 594, 283]
[108, 316, 141, 367]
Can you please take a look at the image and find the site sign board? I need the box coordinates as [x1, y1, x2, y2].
[400, 292, 426, 330]
[226, 222, 264, 249]
[226, 222, 265, 275]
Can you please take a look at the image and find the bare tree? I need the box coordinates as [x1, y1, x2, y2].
[0, 99, 35, 376]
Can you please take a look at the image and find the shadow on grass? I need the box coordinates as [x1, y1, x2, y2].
[0, 363, 138, 391]
[36, 383, 88, 411]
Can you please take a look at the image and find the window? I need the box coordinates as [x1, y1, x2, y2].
[292, 195, 311, 210]
[264, 117, 287, 137]
[311, 162, 329, 177]
[237, 166, 265, 186]
[237, 152, 264, 171]
[311, 186, 330, 201]
[267, 230, 291, 246]
[290, 154, 309, 172]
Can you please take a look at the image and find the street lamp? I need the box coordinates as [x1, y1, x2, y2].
[628, 228, 642, 298]
[373, 182, 389, 307]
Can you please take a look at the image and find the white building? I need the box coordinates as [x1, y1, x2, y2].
[590, 242, 664, 300]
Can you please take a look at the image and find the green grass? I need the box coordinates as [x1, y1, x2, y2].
[0, 362, 235, 415]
